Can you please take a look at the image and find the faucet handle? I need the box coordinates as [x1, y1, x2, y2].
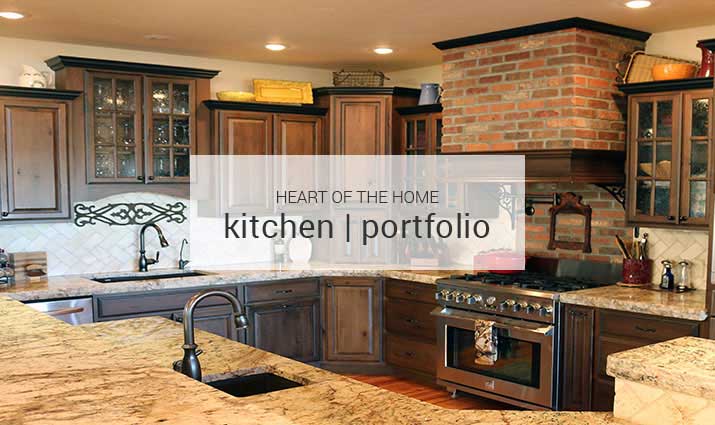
[147, 251, 160, 265]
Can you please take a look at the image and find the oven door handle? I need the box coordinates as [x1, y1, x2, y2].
[431, 307, 554, 336]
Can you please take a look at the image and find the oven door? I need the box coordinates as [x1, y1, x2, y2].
[433, 307, 554, 409]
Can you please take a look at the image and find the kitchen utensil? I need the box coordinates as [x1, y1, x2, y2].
[652, 63, 697, 81]
[696, 41, 714, 78]
[639, 233, 648, 260]
[618, 258, 652, 287]
[418, 83, 441, 105]
[614, 235, 631, 259]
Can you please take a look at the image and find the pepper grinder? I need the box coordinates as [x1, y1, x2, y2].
[660, 260, 675, 291]
[676, 260, 691, 292]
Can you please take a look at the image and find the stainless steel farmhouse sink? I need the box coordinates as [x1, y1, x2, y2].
[90, 271, 207, 284]
[205, 373, 303, 397]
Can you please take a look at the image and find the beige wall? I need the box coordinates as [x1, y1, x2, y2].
[646, 24, 715, 62]
[387, 65, 442, 88]
[0, 36, 333, 96]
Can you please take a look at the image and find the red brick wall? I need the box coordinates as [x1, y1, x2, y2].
[526, 183, 631, 263]
[440, 29, 644, 152]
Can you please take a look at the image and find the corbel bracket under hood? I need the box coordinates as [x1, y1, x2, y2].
[460, 149, 625, 184]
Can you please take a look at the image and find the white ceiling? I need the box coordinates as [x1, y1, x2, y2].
[0, 0, 713, 71]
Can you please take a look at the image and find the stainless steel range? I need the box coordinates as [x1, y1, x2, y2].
[432, 259, 620, 410]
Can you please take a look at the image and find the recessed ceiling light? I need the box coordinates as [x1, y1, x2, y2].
[265, 43, 286, 51]
[374, 47, 393, 55]
[0, 11, 24, 20]
[625, 1, 652, 8]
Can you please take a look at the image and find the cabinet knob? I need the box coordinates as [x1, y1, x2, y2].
[679, 216, 688, 222]
[137, 176, 145, 181]
[667, 216, 675, 221]
[1, 212, 7, 217]
[148, 176, 155, 181]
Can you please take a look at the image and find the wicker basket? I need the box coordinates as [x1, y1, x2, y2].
[617, 51, 700, 84]
[332, 69, 389, 87]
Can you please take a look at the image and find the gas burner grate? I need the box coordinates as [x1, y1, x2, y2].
[452, 272, 604, 292]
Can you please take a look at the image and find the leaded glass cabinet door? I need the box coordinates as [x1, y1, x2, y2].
[628, 94, 681, 224]
[402, 114, 430, 155]
[145, 77, 195, 182]
[87, 73, 143, 183]
[680, 90, 713, 226]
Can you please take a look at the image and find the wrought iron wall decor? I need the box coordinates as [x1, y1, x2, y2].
[73, 202, 187, 227]
[548, 192, 592, 253]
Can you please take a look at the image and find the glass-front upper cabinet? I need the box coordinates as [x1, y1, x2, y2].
[145, 77, 195, 182]
[87, 73, 143, 182]
[680, 90, 713, 226]
[627, 88, 713, 228]
[399, 106, 443, 155]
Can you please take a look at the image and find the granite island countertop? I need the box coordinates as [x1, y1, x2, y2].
[607, 336, 715, 399]
[559, 285, 707, 321]
[0, 296, 623, 424]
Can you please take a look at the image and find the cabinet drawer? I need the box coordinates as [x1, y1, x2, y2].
[385, 298, 437, 341]
[245, 279, 319, 303]
[385, 334, 436, 375]
[95, 287, 238, 319]
[598, 310, 699, 342]
[386, 279, 436, 304]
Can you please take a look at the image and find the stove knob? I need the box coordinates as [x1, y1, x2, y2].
[499, 299, 515, 312]
[538, 306, 553, 317]
[467, 295, 482, 305]
[435, 290, 449, 301]
[444, 291, 455, 302]
[513, 301, 528, 313]
[455, 292, 466, 303]
[526, 303, 541, 314]
[485, 296, 497, 306]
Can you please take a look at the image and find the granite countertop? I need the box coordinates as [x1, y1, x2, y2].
[559, 285, 708, 321]
[0, 296, 619, 424]
[0, 267, 455, 302]
[607, 336, 715, 400]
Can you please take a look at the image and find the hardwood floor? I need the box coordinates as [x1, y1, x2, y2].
[346, 374, 518, 410]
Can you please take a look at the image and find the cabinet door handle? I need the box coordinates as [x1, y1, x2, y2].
[634, 325, 656, 333]
[404, 290, 416, 296]
[1, 212, 8, 217]
[170, 313, 184, 323]
[280, 304, 292, 310]
[403, 351, 415, 358]
[137, 176, 145, 182]
[275, 289, 293, 295]
[405, 318, 419, 325]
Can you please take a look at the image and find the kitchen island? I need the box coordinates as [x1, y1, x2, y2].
[0, 296, 619, 424]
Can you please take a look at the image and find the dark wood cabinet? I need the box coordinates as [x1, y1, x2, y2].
[396, 104, 443, 155]
[247, 298, 320, 362]
[205, 101, 327, 156]
[322, 277, 383, 362]
[314, 87, 420, 155]
[48, 56, 217, 201]
[560, 304, 594, 411]
[0, 88, 79, 221]
[383, 279, 438, 377]
[275, 114, 323, 155]
[560, 303, 701, 411]
[621, 80, 714, 228]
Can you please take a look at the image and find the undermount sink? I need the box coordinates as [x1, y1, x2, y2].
[91, 271, 207, 284]
[205, 373, 303, 397]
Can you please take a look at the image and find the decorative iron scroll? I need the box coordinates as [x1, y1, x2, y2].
[73, 202, 187, 227]
[594, 184, 626, 210]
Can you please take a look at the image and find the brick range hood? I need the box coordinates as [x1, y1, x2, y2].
[434, 18, 651, 183]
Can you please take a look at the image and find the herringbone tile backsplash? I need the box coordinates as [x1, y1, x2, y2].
[641, 227, 709, 290]
[0, 193, 191, 276]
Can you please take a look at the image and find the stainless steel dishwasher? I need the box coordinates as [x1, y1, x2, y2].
[25, 297, 94, 325]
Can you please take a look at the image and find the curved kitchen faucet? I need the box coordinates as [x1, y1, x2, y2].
[138, 223, 169, 272]
[172, 289, 249, 381]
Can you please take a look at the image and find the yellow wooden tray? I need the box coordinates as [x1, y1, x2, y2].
[253, 79, 313, 104]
